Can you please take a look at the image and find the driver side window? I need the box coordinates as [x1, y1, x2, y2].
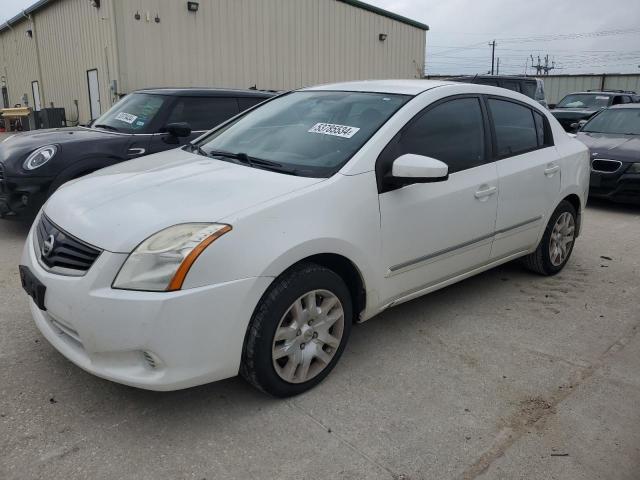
[384, 97, 486, 175]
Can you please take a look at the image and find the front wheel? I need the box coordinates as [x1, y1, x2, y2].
[240, 263, 352, 397]
[522, 200, 577, 276]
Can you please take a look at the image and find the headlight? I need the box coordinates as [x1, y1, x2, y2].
[23, 145, 58, 170]
[628, 163, 640, 174]
[113, 223, 232, 292]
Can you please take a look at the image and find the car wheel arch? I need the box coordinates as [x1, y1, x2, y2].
[562, 193, 582, 236]
[261, 251, 368, 323]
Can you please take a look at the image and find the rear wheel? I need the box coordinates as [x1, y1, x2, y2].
[240, 263, 352, 397]
[523, 200, 577, 276]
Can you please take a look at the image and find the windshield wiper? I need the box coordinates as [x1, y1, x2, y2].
[94, 124, 120, 132]
[206, 150, 298, 174]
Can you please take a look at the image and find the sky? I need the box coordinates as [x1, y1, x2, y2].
[2, 0, 639, 75]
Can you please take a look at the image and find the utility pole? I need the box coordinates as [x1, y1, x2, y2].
[489, 40, 497, 75]
[542, 54, 555, 75]
[496, 58, 500, 75]
[530, 54, 555, 75]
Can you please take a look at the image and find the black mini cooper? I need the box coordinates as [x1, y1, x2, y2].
[0, 88, 274, 218]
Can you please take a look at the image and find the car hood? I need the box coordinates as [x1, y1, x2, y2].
[0, 127, 120, 170]
[44, 148, 325, 252]
[550, 108, 599, 119]
[576, 132, 640, 163]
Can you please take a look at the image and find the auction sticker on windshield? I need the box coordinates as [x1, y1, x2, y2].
[115, 112, 138, 124]
[308, 123, 360, 139]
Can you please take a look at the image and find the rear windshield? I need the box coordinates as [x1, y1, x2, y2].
[556, 94, 611, 109]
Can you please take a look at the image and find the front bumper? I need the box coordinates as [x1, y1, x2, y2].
[590, 169, 640, 204]
[21, 224, 272, 391]
[0, 173, 51, 218]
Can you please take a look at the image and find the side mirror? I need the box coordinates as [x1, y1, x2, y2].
[387, 154, 449, 187]
[570, 119, 588, 132]
[164, 122, 192, 138]
[548, 103, 556, 109]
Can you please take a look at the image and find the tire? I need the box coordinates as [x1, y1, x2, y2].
[522, 200, 577, 276]
[240, 262, 353, 397]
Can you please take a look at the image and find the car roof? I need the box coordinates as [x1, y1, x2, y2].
[132, 88, 277, 98]
[455, 75, 538, 82]
[302, 79, 454, 95]
[568, 91, 617, 96]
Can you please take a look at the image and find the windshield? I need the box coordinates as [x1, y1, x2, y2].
[556, 94, 611, 109]
[582, 108, 640, 135]
[195, 91, 410, 177]
[93, 93, 169, 133]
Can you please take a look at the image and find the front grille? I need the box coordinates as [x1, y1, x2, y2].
[36, 215, 101, 273]
[0, 162, 5, 181]
[592, 159, 622, 173]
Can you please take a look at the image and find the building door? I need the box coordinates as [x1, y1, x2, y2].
[1, 87, 8, 108]
[31, 81, 42, 111]
[87, 69, 101, 120]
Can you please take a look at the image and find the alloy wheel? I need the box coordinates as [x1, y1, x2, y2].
[272, 289, 345, 384]
[549, 212, 575, 267]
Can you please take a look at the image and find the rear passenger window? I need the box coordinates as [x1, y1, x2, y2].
[501, 81, 520, 93]
[394, 98, 485, 174]
[166, 97, 240, 131]
[521, 82, 537, 99]
[533, 111, 546, 146]
[238, 97, 267, 111]
[488, 99, 538, 157]
[477, 79, 499, 87]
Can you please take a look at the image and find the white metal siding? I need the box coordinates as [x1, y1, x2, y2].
[33, 0, 117, 124]
[0, 20, 40, 108]
[114, 0, 426, 92]
[0, 0, 117, 124]
[1, 0, 425, 124]
[538, 74, 640, 103]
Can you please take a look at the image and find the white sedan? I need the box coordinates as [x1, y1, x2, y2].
[20, 80, 589, 397]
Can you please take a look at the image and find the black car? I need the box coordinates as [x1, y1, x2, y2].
[575, 104, 640, 203]
[447, 75, 548, 107]
[0, 88, 275, 218]
[551, 90, 636, 132]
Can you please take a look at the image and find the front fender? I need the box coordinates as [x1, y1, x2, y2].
[48, 155, 122, 193]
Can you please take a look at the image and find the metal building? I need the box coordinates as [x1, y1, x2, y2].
[534, 74, 640, 104]
[0, 0, 428, 125]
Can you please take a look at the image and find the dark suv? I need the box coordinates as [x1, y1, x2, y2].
[550, 90, 636, 131]
[448, 75, 548, 107]
[0, 88, 275, 218]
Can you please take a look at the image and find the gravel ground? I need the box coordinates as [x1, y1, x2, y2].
[1, 177, 639, 478]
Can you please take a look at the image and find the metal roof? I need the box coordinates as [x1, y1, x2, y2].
[337, 0, 429, 30]
[0, 0, 54, 32]
[1, 0, 429, 33]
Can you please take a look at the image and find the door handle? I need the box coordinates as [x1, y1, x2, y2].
[128, 148, 146, 156]
[544, 164, 560, 176]
[475, 185, 497, 199]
